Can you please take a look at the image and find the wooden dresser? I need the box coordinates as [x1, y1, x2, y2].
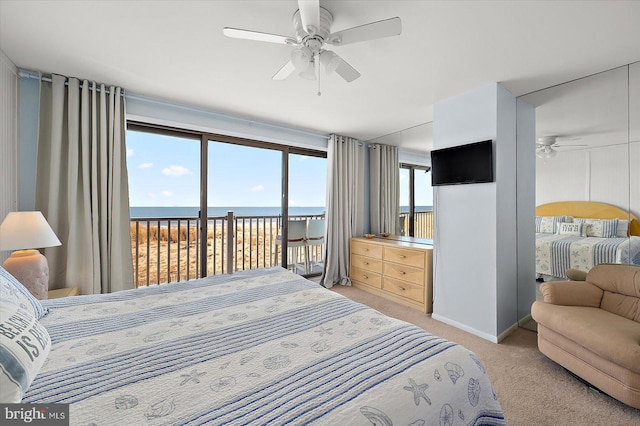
[350, 236, 433, 313]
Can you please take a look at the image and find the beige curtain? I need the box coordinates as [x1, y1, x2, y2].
[369, 143, 400, 235]
[320, 134, 365, 288]
[36, 74, 133, 294]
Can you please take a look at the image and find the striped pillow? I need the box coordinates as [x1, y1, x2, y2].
[616, 219, 630, 238]
[574, 218, 619, 238]
[0, 267, 48, 319]
[0, 301, 51, 402]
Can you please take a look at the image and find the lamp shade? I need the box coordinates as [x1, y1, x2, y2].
[0, 211, 61, 251]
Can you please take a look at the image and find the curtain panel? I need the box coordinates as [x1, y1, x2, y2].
[35, 74, 133, 294]
[369, 143, 400, 235]
[320, 134, 365, 288]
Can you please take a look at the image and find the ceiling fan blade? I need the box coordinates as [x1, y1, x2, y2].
[223, 27, 297, 45]
[327, 17, 401, 46]
[297, 0, 320, 35]
[272, 60, 296, 80]
[333, 56, 361, 82]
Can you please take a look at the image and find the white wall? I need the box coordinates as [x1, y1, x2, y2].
[0, 49, 19, 263]
[432, 83, 526, 342]
[536, 142, 638, 218]
[126, 93, 330, 151]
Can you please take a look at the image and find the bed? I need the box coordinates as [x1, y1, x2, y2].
[16, 267, 505, 425]
[535, 201, 640, 280]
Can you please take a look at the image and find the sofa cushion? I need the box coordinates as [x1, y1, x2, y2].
[532, 302, 640, 374]
[587, 264, 640, 322]
[587, 264, 640, 298]
[601, 291, 640, 322]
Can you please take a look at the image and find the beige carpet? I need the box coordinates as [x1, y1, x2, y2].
[329, 285, 640, 426]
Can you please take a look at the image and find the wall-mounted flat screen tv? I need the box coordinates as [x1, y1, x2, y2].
[430, 140, 494, 186]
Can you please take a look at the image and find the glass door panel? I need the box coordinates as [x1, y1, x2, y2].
[126, 130, 201, 286]
[399, 167, 410, 236]
[414, 169, 434, 239]
[207, 141, 283, 275]
[288, 153, 327, 276]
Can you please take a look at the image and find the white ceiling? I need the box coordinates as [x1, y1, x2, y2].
[1, 1, 640, 153]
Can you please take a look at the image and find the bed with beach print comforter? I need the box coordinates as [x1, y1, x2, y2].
[24, 267, 505, 425]
[536, 233, 640, 279]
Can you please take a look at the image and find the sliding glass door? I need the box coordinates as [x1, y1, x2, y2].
[126, 129, 201, 286]
[207, 140, 283, 275]
[400, 164, 434, 239]
[126, 123, 327, 284]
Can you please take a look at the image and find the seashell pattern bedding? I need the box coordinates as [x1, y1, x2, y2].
[24, 267, 505, 425]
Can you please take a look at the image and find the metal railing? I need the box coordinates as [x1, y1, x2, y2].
[130, 212, 325, 287]
[130, 210, 433, 287]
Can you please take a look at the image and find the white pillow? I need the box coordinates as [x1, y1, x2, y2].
[574, 218, 618, 238]
[538, 216, 572, 234]
[0, 301, 51, 402]
[556, 222, 583, 236]
[0, 267, 48, 319]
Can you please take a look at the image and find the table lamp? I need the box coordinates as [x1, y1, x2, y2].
[0, 211, 61, 300]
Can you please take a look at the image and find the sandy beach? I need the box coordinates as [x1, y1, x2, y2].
[129, 221, 310, 286]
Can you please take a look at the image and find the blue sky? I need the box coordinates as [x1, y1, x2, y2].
[126, 131, 327, 207]
[126, 130, 433, 208]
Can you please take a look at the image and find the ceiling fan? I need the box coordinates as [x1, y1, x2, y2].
[222, 0, 401, 86]
[536, 136, 587, 159]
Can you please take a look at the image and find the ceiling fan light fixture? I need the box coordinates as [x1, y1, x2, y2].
[291, 46, 312, 71]
[319, 50, 340, 74]
[299, 61, 317, 80]
[536, 146, 557, 159]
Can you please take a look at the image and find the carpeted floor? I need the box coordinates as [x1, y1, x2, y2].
[329, 284, 640, 426]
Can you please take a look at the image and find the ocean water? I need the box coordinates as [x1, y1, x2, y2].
[130, 206, 326, 218]
[130, 205, 432, 218]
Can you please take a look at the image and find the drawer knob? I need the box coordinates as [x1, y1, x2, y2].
[364, 261, 369, 265]
[400, 271, 406, 275]
[363, 275, 368, 279]
[400, 255, 406, 258]
[364, 248, 369, 251]
[400, 287, 406, 291]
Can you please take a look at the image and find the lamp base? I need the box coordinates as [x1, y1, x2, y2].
[3, 249, 49, 300]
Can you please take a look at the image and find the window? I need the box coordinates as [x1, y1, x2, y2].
[126, 122, 327, 285]
[399, 164, 434, 239]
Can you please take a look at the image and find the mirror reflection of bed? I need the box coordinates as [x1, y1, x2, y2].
[535, 201, 640, 282]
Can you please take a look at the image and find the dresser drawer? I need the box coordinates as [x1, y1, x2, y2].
[351, 240, 383, 259]
[350, 266, 382, 289]
[383, 277, 424, 303]
[384, 246, 425, 268]
[383, 262, 424, 286]
[351, 254, 383, 274]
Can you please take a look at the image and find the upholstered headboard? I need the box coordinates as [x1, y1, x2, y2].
[536, 201, 640, 236]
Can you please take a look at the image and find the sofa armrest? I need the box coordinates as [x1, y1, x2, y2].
[540, 281, 603, 307]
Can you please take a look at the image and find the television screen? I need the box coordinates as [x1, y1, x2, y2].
[430, 140, 493, 186]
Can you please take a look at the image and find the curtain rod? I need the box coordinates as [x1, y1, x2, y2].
[19, 70, 124, 96]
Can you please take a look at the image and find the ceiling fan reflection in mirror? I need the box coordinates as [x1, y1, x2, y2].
[536, 136, 587, 159]
[222, 0, 401, 95]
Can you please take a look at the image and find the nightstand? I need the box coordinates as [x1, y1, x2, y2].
[48, 287, 80, 299]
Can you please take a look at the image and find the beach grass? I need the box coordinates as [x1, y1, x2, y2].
[129, 222, 303, 286]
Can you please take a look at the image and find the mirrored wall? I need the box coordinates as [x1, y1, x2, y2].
[517, 61, 640, 322]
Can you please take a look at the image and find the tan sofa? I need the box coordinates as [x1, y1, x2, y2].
[531, 264, 640, 409]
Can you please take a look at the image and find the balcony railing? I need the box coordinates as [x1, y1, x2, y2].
[130, 212, 324, 287]
[399, 210, 434, 239]
[130, 210, 433, 287]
